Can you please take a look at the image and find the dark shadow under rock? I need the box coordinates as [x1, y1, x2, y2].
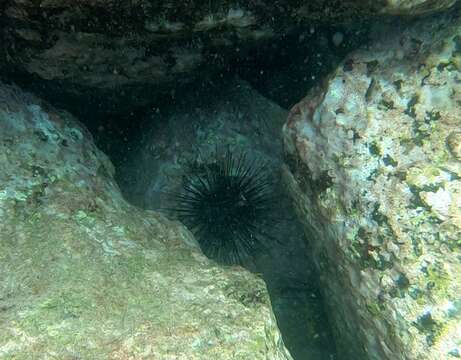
[114, 77, 338, 360]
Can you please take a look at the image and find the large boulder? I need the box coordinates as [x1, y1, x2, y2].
[0, 81, 292, 360]
[0, 0, 458, 114]
[283, 8, 461, 360]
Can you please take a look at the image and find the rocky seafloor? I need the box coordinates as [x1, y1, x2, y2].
[1, 1, 460, 360]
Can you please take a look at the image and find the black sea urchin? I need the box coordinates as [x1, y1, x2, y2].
[168, 149, 273, 265]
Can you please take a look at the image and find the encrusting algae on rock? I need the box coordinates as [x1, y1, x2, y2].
[283, 8, 461, 360]
[0, 82, 293, 360]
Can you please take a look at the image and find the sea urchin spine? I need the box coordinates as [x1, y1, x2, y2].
[168, 149, 273, 265]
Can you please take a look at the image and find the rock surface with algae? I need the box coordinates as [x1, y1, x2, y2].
[0, 0, 458, 114]
[283, 9, 461, 360]
[0, 82, 292, 360]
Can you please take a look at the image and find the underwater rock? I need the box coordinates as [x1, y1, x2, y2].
[0, 1, 458, 115]
[283, 9, 461, 360]
[379, 0, 459, 15]
[0, 82, 293, 360]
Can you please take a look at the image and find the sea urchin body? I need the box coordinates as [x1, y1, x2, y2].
[168, 149, 273, 264]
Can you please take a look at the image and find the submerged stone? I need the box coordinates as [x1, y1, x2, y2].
[283, 9, 461, 360]
[0, 0, 458, 115]
[0, 82, 292, 360]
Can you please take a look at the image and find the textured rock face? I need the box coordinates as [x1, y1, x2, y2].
[0, 1, 458, 113]
[283, 9, 461, 360]
[0, 82, 292, 360]
[380, 0, 459, 14]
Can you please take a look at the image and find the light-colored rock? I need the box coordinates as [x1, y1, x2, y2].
[0, 82, 292, 360]
[283, 9, 461, 360]
[381, 0, 459, 15]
